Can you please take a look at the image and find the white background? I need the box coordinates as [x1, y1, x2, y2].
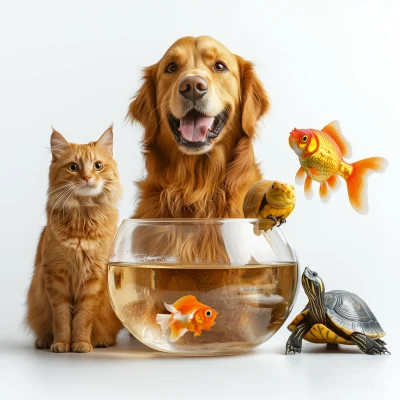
[1, 0, 399, 399]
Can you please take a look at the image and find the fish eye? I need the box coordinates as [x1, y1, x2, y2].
[68, 163, 79, 172]
[165, 62, 178, 73]
[312, 272, 318, 277]
[205, 310, 212, 317]
[93, 161, 103, 171]
[214, 61, 227, 72]
[302, 135, 308, 142]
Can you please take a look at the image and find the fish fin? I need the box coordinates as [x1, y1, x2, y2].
[164, 302, 178, 314]
[308, 167, 320, 177]
[346, 157, 388, 214]
[194, 327, 202, 337]
[295, 167, 306, 185]
[321, 120, 352, 158]
[173, 310, 195, 323]
[156, 314, 172, 332]
[304, 176, 314, 200]
[172, 295, 198, 310]
[170, 325, 188, 342]
[327, 175, 341, 193]
[319, 182, 331, 203]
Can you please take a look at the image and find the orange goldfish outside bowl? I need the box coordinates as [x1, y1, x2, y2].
[108, 218, 299, 356]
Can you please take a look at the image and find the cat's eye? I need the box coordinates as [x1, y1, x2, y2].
[68, 163, 79, 172]
[93, 161, 103, 171]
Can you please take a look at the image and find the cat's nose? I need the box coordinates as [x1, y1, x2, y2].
[83, 176, 91, 182]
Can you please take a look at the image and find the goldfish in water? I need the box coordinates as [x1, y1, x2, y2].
[289, 121, 388, 214]
[156, 295, 218, 342]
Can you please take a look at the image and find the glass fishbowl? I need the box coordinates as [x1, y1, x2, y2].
[108, 218, 299, 356]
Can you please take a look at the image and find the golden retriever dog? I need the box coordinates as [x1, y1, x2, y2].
[119, 37, 285, 346]
[128, 35, 269, 219]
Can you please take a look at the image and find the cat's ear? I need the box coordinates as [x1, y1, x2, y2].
[50, 128, 69, 160]
[96, 126, 113, 156]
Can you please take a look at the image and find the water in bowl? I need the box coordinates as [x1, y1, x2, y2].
[108, 262, 298, 356]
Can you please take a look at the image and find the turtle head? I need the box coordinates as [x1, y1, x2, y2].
[302, 267, 325, 302]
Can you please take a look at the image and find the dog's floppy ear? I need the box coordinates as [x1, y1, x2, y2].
[238, 57, 269, 137]
[127, 64, 158, 145]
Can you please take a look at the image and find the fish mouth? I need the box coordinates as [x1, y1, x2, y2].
[289, 136, 294, 149]
[168, 109, 228, 153]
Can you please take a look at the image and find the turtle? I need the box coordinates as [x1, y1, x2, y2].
[286, 267, 390, 355]
[243, 180, 296, 229]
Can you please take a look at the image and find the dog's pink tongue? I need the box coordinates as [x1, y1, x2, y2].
[179, 115, 214, 142]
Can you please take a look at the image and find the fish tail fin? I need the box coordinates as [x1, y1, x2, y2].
[169, 324, 188, 342]
[156, 313, 172, 332]
[346, 157, 388, 214]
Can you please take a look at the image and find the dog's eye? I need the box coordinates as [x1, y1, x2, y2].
[165, 63, 178, 73]
[214, 61, 227, 72]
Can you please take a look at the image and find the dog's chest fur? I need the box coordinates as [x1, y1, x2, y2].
[134, 138, 261, 218]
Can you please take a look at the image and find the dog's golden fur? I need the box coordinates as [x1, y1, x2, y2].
[123, 37, 272, 343]
[128, 36, 269, 218]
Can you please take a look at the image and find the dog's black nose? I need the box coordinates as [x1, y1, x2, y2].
[179, 75, 208, 101]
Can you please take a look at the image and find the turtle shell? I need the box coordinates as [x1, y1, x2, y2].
[325, 290, 385, 339]
[288, 309, 352, 344]
[243, 180, 272, 217]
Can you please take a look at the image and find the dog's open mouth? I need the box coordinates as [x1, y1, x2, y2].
[169, 109, 228, 150]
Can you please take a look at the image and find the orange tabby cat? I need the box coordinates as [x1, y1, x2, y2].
[26, 127, 122, 353]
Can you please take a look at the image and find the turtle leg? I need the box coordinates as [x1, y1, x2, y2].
[375, 338, 387, 346]
[266, 215, 278, 225]
[351, 333, 390, 355]
[277, 217, 286, 226]
[286, 323, 311, 355]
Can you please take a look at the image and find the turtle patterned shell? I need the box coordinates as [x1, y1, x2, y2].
[243, 180, 273, 218]
[324, 290, 385, 338]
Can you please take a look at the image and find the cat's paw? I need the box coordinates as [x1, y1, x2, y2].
[34, 338, 51, 349]
[51, 342, 70, 353]
[72, 341, 93, 353]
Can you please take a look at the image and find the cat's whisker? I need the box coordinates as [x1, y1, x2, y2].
[48, 183, 76, 196]
[60, 185, 79, 219]
[102, 187, 115, 204]
[104, 184, 118, 191]
[49, 184, 80, 226]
